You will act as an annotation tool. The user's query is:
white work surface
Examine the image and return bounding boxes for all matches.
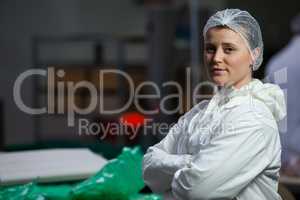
[0,148,107,186]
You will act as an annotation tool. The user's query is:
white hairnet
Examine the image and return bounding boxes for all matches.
[203,9,264,71]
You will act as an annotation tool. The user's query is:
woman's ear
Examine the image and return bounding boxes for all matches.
[250,47,260,65]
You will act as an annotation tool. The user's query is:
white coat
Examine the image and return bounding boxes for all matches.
[142,79,286,200]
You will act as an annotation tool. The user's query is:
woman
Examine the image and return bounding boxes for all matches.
[142,9,286,200]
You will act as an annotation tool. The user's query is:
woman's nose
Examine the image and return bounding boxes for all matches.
[212,49,224,63]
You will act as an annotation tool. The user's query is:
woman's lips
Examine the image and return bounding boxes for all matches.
[211,68,227,76]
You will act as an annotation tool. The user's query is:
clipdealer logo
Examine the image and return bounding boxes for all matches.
[13,66,288,139]
[13,67,216,134]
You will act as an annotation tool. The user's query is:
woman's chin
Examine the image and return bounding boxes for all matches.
[212,76,227,87]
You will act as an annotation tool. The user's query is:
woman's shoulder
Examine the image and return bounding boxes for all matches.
[227,98,278,130]
[225,79,285,126]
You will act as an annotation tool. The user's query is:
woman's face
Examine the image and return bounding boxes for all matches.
[204,27,253,89]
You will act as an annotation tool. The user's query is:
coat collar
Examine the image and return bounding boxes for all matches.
[214,79,260,108]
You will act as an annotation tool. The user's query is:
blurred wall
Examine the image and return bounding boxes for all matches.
[0,0,146,145]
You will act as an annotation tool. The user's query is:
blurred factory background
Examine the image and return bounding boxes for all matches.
[0,0,299,154]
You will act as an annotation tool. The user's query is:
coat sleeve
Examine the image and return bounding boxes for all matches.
[170,106,277,200]
[142,115,192,194]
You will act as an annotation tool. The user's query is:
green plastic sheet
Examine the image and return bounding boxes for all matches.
[0,182,72,200]
[71,147,145,200]
[0,147,161,200]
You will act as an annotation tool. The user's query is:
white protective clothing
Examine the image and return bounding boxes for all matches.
[143,79,286,200]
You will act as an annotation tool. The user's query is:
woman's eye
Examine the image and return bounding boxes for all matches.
[224,48,235,53]
[205,47,215,53]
